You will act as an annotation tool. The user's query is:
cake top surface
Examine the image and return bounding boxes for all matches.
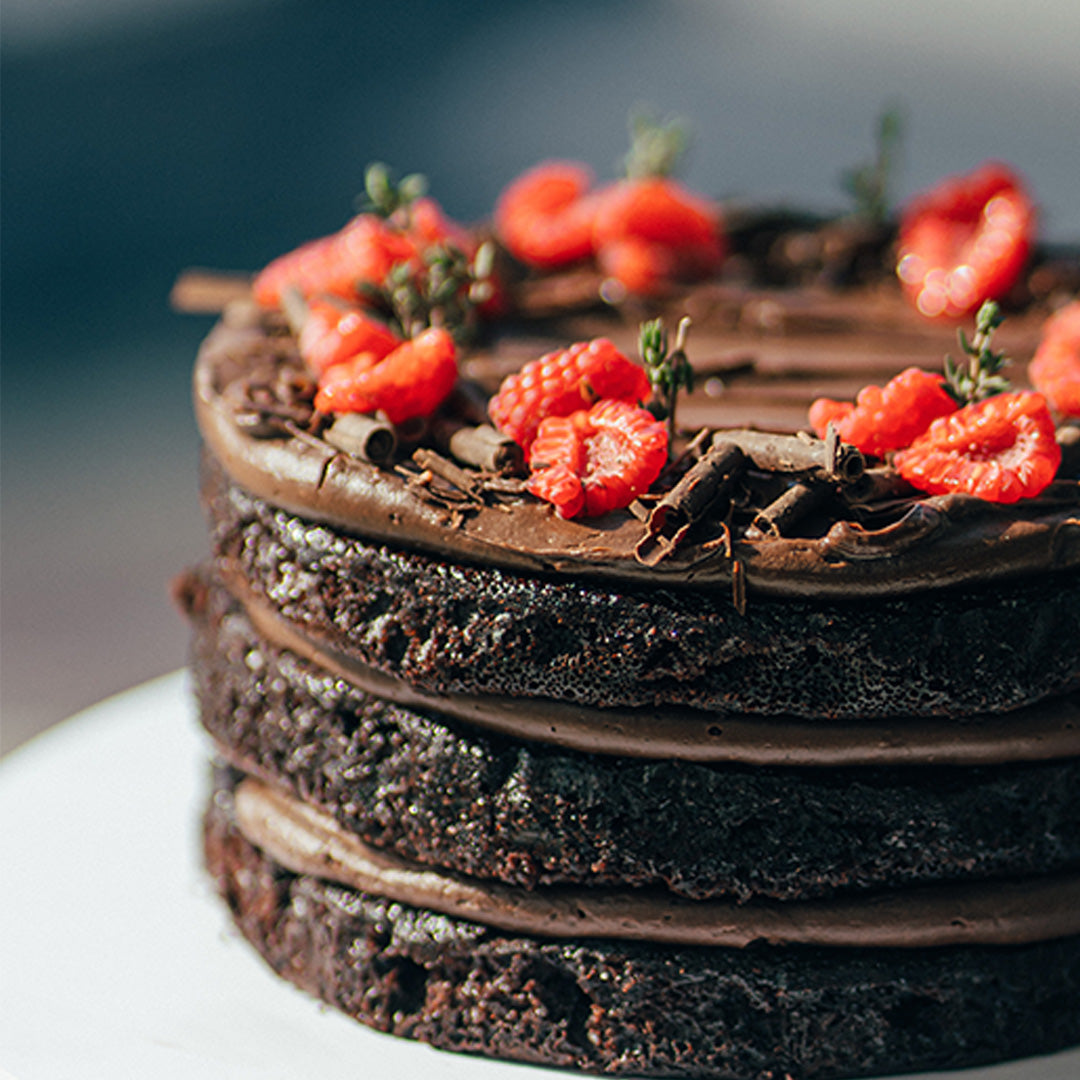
[184,151,1080,600]
[193,289,1080,601]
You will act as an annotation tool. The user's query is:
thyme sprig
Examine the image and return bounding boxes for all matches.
[365,240,495,340]
[944,299,1012,405]
[357,161,428,219]
[622,110,689,179]
[841,107,903,224]
[640,316,694,447]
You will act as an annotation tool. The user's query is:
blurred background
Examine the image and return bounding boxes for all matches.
[3,0,1079,753]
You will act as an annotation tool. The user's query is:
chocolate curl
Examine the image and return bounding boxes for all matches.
[1058,423,1080,479]
[635,441,746,566]
[432,420,525,476]
[714,428,865,484]
[323,412,397,465]
[843,466,920,511]
[278,285,310,338]
[411,447,484,503]
[170,269,252,313]
[746,479,832,540]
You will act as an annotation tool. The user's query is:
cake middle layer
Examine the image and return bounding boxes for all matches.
[185,566,1080,903]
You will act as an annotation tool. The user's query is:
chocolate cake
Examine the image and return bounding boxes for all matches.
[178,186,1080,1078]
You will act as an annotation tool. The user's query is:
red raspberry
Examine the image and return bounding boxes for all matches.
[527,399,668,518]
[252,198,473,310]
[896,161,1035,320]
[808,367,958,458]
[407,195,476,257]
[592,176,724,295]
[297,299,402,375]
[489,337,651,452]
[252,214,417,309]
[595,236,676,296]
[313,326,457,424]
[1029,300,1080,418]
[893,391,1060,503]
[807,397,855,435]
[494,160,601,269]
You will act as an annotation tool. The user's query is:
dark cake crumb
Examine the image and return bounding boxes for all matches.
[204,458,1080,721]
[205,792,1080,1080]
[191,570,1080,902]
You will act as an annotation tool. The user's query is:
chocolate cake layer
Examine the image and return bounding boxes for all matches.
[224,561,1080,767]
[187,570,1080,902]
[205,790,1080,1080]
[232,774,1080,948]
[202,456,1080,721]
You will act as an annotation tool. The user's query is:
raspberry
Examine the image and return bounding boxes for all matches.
[592,176,724,295]
[893,391,1061,503]
[489,337,651,452]
[494,161,601,269]
[313,327,457,424]
[527,399,668,519]
[1029,301,1080,418]
[252,197,473,310]
[895,161,1035,319]
[407,196,476,257]
[807,397,855,436]
[808,367,958,458]
[595,236,677,297]
[297,299,402,375]
[252,214,417,309]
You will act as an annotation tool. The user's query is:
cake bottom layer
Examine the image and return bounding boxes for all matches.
[205,789,1080,1080]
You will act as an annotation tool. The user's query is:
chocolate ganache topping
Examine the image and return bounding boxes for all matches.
[194,295,1080,600]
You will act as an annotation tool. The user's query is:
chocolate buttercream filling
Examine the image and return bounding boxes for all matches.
[194,322,1080,600]
[225,569,1080,766]
[233,777,1080,948]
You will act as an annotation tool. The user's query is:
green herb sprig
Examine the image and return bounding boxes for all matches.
[640,316,694,446]
[944,299,1012,405]
[357,162,428,219]
[366,240,495,340]
[622,110,689,180]
[841,107,903,224]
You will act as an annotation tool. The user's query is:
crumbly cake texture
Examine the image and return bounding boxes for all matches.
[188,571,1080,903]
[204,457,1080,721]
[183,210,1080,1077]
[205,787,1080,1080]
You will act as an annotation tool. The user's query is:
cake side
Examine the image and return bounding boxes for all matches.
[181,153,1080,1080]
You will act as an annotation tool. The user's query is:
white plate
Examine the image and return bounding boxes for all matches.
[2,672,1077,1080]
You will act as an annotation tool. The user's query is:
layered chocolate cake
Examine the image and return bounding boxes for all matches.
[178,156,1080,1078]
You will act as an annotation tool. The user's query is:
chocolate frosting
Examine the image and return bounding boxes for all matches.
[194,316,1080,600]
[233,571,1080,766]
[234,777,1080,949]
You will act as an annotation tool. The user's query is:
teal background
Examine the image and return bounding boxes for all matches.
[3,0,1079,750]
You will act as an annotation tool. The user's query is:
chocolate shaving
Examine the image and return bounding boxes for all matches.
[747,479,832,540]
[170,269,252,313]
[1059,424,1080,479]
[844,467,919,507]
[432,421,525,476]
[819,502,945,561]
[511,269,607,317]
[411,448,484,503]
[323,413,397,465]
[731,557,747,615]
[635,441,746,566]
[714,429,864,484]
